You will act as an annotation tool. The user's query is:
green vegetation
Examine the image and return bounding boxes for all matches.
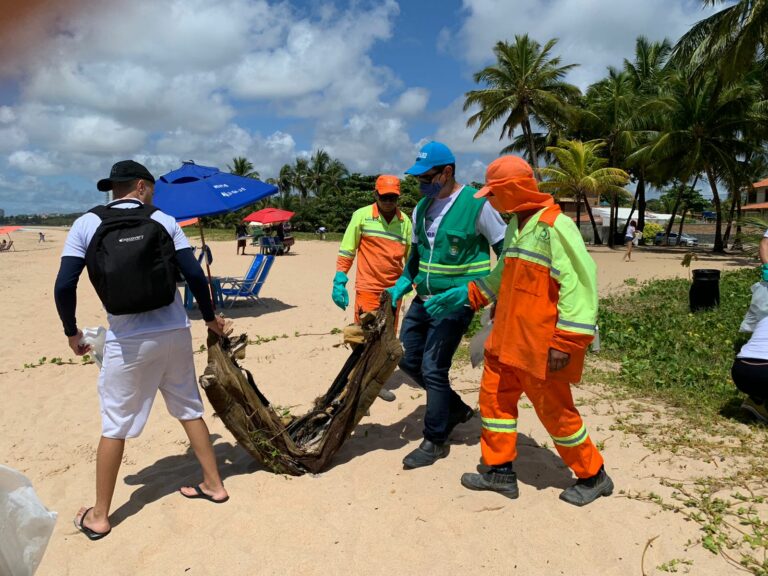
[597,267,757,413]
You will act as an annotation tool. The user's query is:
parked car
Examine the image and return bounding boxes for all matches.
[653,232,699,246]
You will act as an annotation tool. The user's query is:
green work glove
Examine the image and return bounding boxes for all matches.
[332,271,349,310]
[762,264,768,282]
[424,285,469,319]
[386,275,413,307]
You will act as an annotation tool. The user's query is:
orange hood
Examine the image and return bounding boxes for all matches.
[475,156,554,213]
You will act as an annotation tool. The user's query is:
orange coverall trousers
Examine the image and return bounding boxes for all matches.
[355,290,401,326]
[480,354,604,479]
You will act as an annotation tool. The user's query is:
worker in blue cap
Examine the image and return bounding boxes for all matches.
[387,141,506,469]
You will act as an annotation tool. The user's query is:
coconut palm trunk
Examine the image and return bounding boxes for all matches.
[583,193,602,244]
[704,165,725,253]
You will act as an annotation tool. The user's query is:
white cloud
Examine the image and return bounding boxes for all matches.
[313,112,416,174]
[434,98,512,156]
[8,151,60,176]
[392,88,430,117]
[452,0,721,89]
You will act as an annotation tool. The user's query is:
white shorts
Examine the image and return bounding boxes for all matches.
[98,328,203,439]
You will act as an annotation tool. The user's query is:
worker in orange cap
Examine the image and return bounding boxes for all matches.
[333,174,413,401]
[424,155,613,506]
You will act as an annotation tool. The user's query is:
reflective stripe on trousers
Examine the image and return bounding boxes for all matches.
[479,354,604,479]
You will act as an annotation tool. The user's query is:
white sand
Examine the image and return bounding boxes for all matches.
[0,230,755,575]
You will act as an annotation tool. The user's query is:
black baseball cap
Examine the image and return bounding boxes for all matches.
[97,160,156,191]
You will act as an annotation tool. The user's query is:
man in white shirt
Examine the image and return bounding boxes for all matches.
[54,160,230,541]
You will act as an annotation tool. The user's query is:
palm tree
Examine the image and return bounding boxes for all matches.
[622,37,674,235]
[628,70,763,252]
[306,149,349,197]
[673,0,768,83]
[227,156,260,179]
[582,68,637,246]
[464,35,581,174]
[539,139,630,244]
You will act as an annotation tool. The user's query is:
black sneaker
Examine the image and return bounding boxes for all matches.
[402,439,450,469]
[460,466,519,499]
[559,465,614,506]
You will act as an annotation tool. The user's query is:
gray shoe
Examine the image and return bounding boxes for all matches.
[460,468,519,499]
[377,388,396,402]
[559,466,614,506]
[403,439,449,469]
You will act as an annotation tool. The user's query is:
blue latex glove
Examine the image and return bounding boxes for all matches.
[424,285,470,318]
[763,264,768,282]
[386,275,414,307]
[332,271,349,310]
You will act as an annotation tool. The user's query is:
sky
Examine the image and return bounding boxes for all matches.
[0,0,721,215]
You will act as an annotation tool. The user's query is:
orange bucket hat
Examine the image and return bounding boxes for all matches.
[375,174,401,195]
[474,156,553,213]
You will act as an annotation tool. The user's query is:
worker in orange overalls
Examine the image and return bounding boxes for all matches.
[332,174,412,401]
[424,156,613,506]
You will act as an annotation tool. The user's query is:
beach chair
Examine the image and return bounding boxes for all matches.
[259,236,285,256]
[219,254,274,307]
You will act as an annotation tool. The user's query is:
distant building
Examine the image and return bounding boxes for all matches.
[743,178,768,218]
[0,209,4,219]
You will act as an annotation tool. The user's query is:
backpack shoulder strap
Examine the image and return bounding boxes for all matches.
[89,201,158,221]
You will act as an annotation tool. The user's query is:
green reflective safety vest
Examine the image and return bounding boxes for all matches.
[413,186,491,295]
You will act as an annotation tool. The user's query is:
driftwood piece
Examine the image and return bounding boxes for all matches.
[199,294,403,475]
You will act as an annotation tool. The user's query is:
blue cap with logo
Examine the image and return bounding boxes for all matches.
[405,141,456,176]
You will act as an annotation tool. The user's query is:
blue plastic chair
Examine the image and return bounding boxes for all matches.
[219,254,274,307]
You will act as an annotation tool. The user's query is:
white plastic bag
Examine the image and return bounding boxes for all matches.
[0,466,57,576]
[740,282,768,332]
[80,326,106,367]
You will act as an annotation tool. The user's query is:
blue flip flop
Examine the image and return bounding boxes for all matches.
[73,508,111,541]
[180,484,229,504]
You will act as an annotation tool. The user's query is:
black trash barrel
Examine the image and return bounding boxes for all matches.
[689,269,720,312]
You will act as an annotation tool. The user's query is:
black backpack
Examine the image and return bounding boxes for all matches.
[84,200,179,315]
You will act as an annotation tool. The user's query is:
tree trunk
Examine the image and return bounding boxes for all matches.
[576,193,582,233]
[522,116,540,181]
[704,166,725,253]
[722,194,737,248]
[637,175,647,243]
[734,187,743,251]
[621,189,639,237]
[582,192,602,244]
[676,206,688,238]
[665,188,683,238]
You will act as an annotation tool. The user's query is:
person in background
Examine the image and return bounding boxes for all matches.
[386,141,506,469]
[424,155,612,506]
[623,220,636,262]
[235,223,248,255]
[333,174,413,401]
[760,228,768,281]
[54,160,230,541]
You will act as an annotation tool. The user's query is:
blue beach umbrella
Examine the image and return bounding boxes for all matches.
[153,160,278,219]
[153,161,278,309]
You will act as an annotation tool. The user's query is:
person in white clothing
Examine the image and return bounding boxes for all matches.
[623,220,637,262]
[54,160,230,541]
[733,279,768,423]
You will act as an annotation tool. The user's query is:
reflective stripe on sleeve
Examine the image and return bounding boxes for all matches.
[338,249,355,258]
[556,318,596,335]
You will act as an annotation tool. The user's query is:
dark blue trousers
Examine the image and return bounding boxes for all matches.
[398,298,474,444]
